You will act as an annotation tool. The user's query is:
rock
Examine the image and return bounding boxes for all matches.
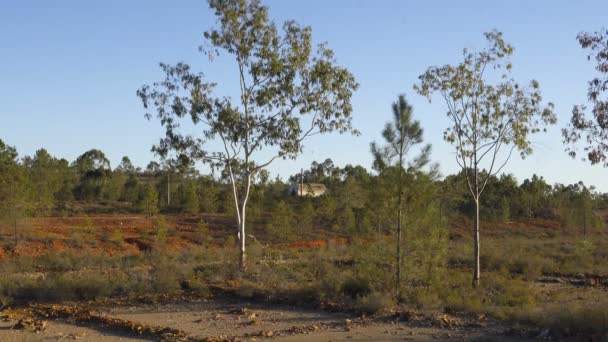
[13,317,48,332]
[229,307,250,315]
[537,329,552,340]
[258,330,273,337]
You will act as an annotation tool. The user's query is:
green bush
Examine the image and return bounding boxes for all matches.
[154,216,169,244]
[355,292,394,314]
[193,219,210,245]
[535,301,608,338]
[341,274,372,299]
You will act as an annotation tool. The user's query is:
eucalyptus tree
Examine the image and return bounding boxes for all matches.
[415,31,556,287]
[138,0,358,270]
[72,149,112,201]
[370,95,433,299]
[563,28,608,166]
[117,156,135,173]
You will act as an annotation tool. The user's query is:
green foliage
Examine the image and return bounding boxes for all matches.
[22,149,64,214]
[355,292,395,315]
[139,184,159,216]
[182,184,200,214]
[415,31,556,163]
[563,28,608,167]
[370,95,439,297]
[82,215,95,235]
[501,196,510,223]
[535,299,608,337]
[415,32,556,285]
[315,196,336,225]
[224,235,236,248]
[102,228,123,247]
[154,216,169,244]
[138,0,358,270]
[72,149,112,201]
[198,178,219,213]
[297,200,315,234]
[0,140,29,226]
[193,219,211,245]
[335,206,355,232]
[121,173,140,203]
[266,200,294,240]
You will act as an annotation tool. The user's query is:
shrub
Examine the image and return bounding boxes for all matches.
[266,200,294,241]
[181,275,212,297]
[235,281,257,299]
[224,235,236,248]
[154,216,169,244]
[193,219,210,245]
[535,300,608,338]
[356,292,394,315]
[150,263,180,293]
[341,274,372,299]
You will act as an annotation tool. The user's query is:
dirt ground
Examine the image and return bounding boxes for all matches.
[0,298,536,341]
[0,319,141,341]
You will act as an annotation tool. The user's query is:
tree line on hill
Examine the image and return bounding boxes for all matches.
[0,139,604,239]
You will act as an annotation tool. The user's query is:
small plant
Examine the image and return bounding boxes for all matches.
[150,263,181,293]
[356,292,394,315]
[193,219,210,245]
[82,215,95,235]
[108,229,123,247]
[224,235,236,248]
[154,216,169,244]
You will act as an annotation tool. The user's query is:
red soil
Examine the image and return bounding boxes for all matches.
[287,238,351,249]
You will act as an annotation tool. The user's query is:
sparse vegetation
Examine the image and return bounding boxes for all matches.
[1,1,608,341]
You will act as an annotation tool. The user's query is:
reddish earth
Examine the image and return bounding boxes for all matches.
[288,238,351,249]
[0,213,582,260]
[0,214,353,260]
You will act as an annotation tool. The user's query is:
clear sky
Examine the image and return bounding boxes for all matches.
[1,0,607,190]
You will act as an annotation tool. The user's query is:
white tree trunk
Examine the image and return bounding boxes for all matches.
[238,173,252,271]
[239,203,247,271]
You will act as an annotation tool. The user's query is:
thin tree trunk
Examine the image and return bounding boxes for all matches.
[473,169,481,288]
[396,206,402,300]
[396,145,404,300]
[239,204,247,271]
[239,173,252,272]
[583,207,587,238]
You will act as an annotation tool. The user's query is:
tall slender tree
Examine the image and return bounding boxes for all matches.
[415,31,556,287]
[138,0,358,270]
[370,95,432,299]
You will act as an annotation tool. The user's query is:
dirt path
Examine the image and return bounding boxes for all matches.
[1,298,536,341]
[0,318,143,341]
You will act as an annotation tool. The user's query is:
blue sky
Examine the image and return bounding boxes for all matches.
[1,0,607,190]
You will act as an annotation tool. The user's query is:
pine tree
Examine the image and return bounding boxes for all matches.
[183,185,200,214]
[139,184,159,217]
